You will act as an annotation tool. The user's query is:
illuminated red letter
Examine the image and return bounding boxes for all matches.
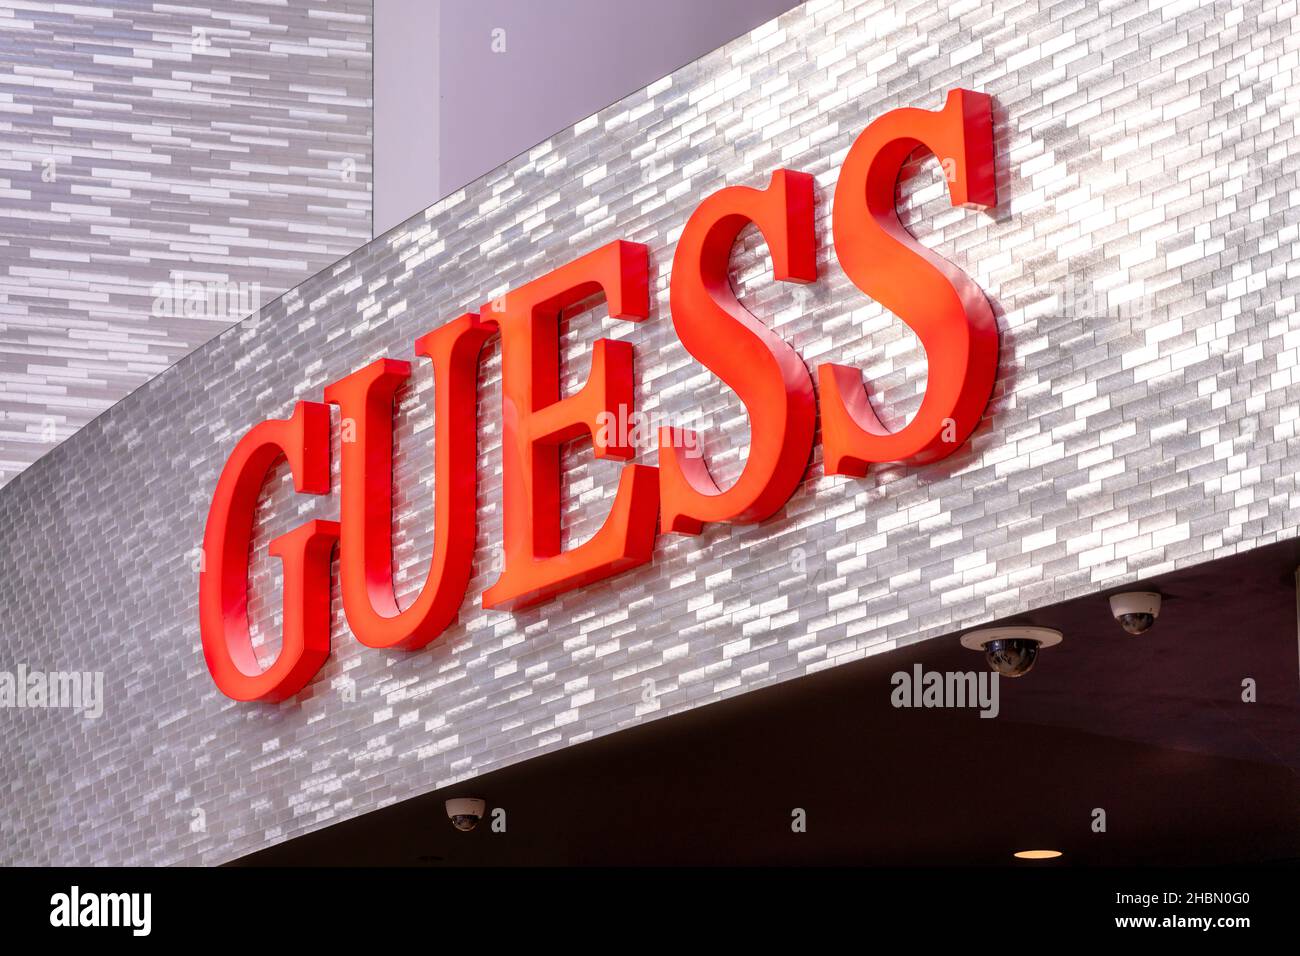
[324,312,494,649]
[658,168,817,534]
[820,88,998,475]
[481,240,658,610]
[199,402,339,702]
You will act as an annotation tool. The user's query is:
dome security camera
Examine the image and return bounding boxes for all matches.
[959,626,1064,678]
[1109,591,1161,635]
[445,797,486,832]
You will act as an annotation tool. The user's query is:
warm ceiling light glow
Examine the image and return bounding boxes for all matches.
[1014,849,1063,860]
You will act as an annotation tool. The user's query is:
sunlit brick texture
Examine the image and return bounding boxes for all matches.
[0,0,372,486]
[2,0,1299,863]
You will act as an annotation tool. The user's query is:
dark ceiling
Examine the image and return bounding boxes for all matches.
[235,538,1300,866]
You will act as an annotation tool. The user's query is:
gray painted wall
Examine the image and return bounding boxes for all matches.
[374,0,801,234]
[2,0,1299,865]
[374,0,439,235]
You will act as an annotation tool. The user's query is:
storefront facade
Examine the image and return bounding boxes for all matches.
[3,0,1299,864]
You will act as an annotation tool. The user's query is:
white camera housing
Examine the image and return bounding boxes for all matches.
[1109,591,1161,635]
[445,797,486,832]
[959,625,1063,678]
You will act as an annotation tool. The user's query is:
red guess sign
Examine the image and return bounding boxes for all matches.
[200,90,999,702]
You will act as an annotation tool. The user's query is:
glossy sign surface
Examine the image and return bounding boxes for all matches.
[199,89,998,701]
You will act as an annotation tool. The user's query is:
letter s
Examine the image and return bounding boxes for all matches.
[820,88,998,476]
[658,168,818,534]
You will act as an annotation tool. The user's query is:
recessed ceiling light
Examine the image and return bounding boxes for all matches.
[1014,849,1063,860]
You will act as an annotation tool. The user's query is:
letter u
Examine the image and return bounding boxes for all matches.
[324,313,494,649]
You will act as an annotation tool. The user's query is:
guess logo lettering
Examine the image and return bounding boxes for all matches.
[199,89,1000,702]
